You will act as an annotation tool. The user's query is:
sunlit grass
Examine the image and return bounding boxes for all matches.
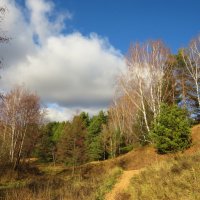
[129,153,200,200]
[95,167,123,200]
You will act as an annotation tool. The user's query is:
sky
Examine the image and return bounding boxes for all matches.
[0,0,200,121]
[57,0,200,53]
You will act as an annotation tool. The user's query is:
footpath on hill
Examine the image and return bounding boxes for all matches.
[105,169,140,200]
[105,124,200,200]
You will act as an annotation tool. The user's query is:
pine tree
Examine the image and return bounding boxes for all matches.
[79,112,90,127]
[57,116,87,173]
[36,123,57,163]
[151,104,192,154]
[86,111,107,161]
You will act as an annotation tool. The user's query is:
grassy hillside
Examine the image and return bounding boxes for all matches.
[0,162,123,200]
[127,153,200,200]
[0,124,199,200]
[108,124,200,200]
[112,124,200,171]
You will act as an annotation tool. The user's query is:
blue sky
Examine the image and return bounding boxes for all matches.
[63,0,200,53]
[18,0,200,54]
[1,0,200,121]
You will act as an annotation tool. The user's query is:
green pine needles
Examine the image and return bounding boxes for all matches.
[151,104,192,154]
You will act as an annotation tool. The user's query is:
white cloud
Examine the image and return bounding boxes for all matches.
[46,105,75,122]
[46,104,101,122]
[0,0,36,67]
[2,33,125,107]
[0,0,126,121]
[26,0,72,44]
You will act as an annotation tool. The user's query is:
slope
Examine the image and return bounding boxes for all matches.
[104,124,200,200]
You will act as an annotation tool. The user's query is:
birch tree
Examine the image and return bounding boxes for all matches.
[117,41,171,138]
[110,94,139,144]
[0,86,44,169]
[182,36,200,108]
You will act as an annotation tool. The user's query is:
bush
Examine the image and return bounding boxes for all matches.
[151,104,192,154]
[120,145,134,154]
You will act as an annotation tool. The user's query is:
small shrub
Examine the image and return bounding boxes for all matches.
[120,145,134,154]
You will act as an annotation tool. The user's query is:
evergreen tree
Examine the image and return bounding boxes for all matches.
[151,104,192,154]
[173,50,199,116]
[79,112,90,127]
[36,123,57,162]
[57,116,87,171]
[52,121,66,142]
[86,111,108,161]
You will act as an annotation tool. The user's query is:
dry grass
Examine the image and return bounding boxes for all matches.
[128,152,200,200]
[0,161,122,200]
[113,124,200,171]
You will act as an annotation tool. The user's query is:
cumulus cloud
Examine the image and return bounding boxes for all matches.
[0,0,126,121]
[2,33,125,107]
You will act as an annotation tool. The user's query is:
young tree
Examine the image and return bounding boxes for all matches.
[151,104,192,154]
[36,122,59,163]
[86,111,107,161]
[57,116,87,174]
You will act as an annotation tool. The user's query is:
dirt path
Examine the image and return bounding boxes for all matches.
[105,170,140,200]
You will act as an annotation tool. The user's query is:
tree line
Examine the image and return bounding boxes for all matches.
[36,110,124,168]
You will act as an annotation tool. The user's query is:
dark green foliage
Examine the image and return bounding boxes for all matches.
[86,111,108,161]
[79,112,90,127]
[36,123,57,162]
[87,135,103,161]
[36,111,110,165]
[151,104,192,154]
[35,109,136,165]
[35,122,66,162]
